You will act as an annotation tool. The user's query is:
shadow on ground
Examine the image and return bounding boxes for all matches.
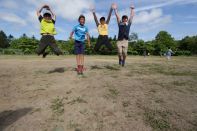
[90,65,120,71]
[48,67,66,74]
[0,108,32,131]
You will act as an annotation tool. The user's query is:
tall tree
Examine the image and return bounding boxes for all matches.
[8,34,14,43]
[154,31,176,55]
[179,35,197,54]
[0,30,9,48]
[129,32,138,42]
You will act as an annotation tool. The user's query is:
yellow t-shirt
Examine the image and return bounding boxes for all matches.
[40,19,57,35]
[98,24,108,35]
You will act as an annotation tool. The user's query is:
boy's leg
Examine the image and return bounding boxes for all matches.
[48,36,63,55]
[74,41,81,74]
[79,54,84,74]
[104,36,113,51]
[122,40,129,67]
[76,55,80,66]
[94,36,103,52]
[36,36,48,56]
[80,43,85,74]
[75,41,85,74]
[80,54,84,66]
[117,41,123,65]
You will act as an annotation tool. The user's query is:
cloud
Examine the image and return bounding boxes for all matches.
[0,12,27,26]
[25,0,95,21]
[26,11,40,29]
[134,0,197,12]
[133,8,172,33]
[134,8,163,24]
[182,21,197,24]
[0,1,18,9]
[137,16,171,33]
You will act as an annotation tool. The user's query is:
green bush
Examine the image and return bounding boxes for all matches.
[0,49,23,55]
[175,51,191,56]
[128,50,139,55]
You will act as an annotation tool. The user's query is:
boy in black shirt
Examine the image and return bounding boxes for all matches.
[112,3,135,66]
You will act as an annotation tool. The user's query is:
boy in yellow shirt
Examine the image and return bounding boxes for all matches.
[91,4,113,52]
[36,4,62,58]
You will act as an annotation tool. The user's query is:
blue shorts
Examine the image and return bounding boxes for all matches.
[74,40,85,55]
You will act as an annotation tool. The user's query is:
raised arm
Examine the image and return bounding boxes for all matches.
[47,5,56,20]
[112,3,121,24]
[106,6,113,24]
[128,5,135,24]
[91,7,99,27]
[37,5,45,17]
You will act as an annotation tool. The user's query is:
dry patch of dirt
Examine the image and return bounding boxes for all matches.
[0,55,197,131]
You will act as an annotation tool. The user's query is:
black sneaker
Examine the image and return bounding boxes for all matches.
[43,52,49,58]
[122,60,125,67]
[119,60,122,65]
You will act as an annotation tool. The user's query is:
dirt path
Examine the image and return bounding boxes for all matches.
[0,56,197,131]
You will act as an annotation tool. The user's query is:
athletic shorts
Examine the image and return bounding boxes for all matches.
[37,35,62,55]
[94,35,112,52]
[117,40,129,56]
[74,40,85,55]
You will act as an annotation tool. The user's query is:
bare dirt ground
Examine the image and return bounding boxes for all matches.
[0,55,197,131]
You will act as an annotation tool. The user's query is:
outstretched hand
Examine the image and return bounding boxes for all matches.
[90,5,95,12]
[42,4,50,9]
[112,3,117,10]
[130,4,135,9]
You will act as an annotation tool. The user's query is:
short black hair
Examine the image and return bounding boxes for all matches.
[122,15,128,20]
[43,13,51,17]
[100,17,105,21]
[78,15,85,21]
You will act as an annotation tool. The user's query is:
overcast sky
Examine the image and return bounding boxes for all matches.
[0,0,197,41]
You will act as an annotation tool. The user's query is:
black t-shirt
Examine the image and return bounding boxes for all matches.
[38,15,55,24]
[118,22,131,40]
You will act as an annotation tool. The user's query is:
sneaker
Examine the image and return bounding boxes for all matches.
[119,59,122,65]
[80,65,84,75]
[42,52,48,58]
[122,60,125,67]
[78,65,84,75]
[77,65,80,74]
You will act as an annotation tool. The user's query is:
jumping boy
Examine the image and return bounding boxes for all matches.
[112,3,135,66]
[36,4,62,58]
[166,48,174,60]
[91,5,113,52]
[70,15,91,75]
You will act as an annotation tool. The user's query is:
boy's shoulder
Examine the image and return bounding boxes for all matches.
[74,24,88,30]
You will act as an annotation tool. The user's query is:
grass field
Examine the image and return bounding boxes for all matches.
[0,55,197,131]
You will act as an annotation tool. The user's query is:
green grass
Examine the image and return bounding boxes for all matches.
[143,107,171,131]
[67,97,87,105]
[50,97,64,116]
[106,88,119,99]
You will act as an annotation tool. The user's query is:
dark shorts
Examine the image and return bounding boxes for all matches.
[37,35,62,55]
[74,40,85,55]
[94,35,112,52]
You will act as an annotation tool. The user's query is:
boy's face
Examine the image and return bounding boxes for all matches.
[122,18,128,23]
[44,14,52,21]
[79,18,85,25]
[100,20,106,25]
[44,16,52,21]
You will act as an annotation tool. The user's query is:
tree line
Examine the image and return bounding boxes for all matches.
[0,30,196,55]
